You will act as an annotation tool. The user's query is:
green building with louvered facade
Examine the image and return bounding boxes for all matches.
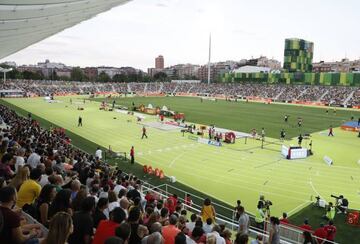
[283,38,314,73]
[221,38,360,86]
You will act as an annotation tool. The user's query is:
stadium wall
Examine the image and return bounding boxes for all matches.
[222,72,360,86]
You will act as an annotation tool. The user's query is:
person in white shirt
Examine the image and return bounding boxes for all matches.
[39,167,53,187]
[203,218,214,234]
[186,213,197,232]
[95,147,102,160]
[15,148,26,173]
[27,150,42,169]
[103,191,120,219]
[238,206,250,235]
[113,180,126,196]
[99,185,109,199]
[206,225,226,244]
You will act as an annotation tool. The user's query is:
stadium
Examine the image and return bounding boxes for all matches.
[0,1,360,244]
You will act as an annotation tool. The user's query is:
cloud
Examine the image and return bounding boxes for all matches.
[156,3,168,7]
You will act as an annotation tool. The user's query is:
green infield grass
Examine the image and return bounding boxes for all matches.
[2,96,360,218]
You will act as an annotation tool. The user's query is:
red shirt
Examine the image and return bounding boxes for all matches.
[162,224,180,244]
[165,196,177,214]
[169,196,178,206]
[314,227,327,243]
[92,220,119,244]
[185,196,192,207]
[300,224,312,231]
[324,225,336,241]
[280,218,289,225]
[145,192,155,202]
[164,200,175,214]
[130,148,134,157]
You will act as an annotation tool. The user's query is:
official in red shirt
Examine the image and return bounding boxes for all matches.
[314,223,327,244]
[130,146,135,164]
[92,207,126,244]
[324,220,337,242]
[280,212,289,225]
[299,219,312,231]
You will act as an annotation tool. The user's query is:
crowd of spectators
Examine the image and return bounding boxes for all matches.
[1,80,359,106]
[0,104,258,244]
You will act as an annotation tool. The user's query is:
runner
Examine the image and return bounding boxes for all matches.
[78,116,82,127]
[141,126,148,139]
[130,146,135,164]
[328,126,334,136]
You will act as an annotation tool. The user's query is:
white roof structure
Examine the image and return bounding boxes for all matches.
[0,0,131,59]
[232,65,271,73]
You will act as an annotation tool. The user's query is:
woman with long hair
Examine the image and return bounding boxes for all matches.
[35,184,57,226]
[48,189,73,218]
[269,216,280,244]
[8,166,30,190]
[41,212,73,244]
[200,198,216,223]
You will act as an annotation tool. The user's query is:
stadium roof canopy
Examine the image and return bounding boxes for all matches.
[232,65,272,73]
[0,0,131,59]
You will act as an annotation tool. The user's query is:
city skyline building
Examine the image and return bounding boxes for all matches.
[155,55,164,69]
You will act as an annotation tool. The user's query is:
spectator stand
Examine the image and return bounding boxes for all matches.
[140,183,338,244]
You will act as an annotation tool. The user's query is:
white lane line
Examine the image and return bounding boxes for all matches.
[309,178,327,204]
[169,150,189,168]
[287,201,312,216]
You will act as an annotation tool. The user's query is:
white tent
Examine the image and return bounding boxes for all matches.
[0,0,131,59]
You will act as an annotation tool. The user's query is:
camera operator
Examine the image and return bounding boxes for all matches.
[335,195,348,214]
[258,195,272,217]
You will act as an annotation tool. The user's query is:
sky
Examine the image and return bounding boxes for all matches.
[1,0,360,71]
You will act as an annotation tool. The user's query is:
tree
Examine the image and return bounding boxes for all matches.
[153,72,167,82]
[112,73,127,82]
[71,67,85,81]
[6,69,23,79]
[142,75,152,82]
[127,73,139,83]
[58,76,70,81]
[22,70,43,80]
[98,71,111,82]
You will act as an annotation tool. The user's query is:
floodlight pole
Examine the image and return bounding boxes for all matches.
[207,33,211,85]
